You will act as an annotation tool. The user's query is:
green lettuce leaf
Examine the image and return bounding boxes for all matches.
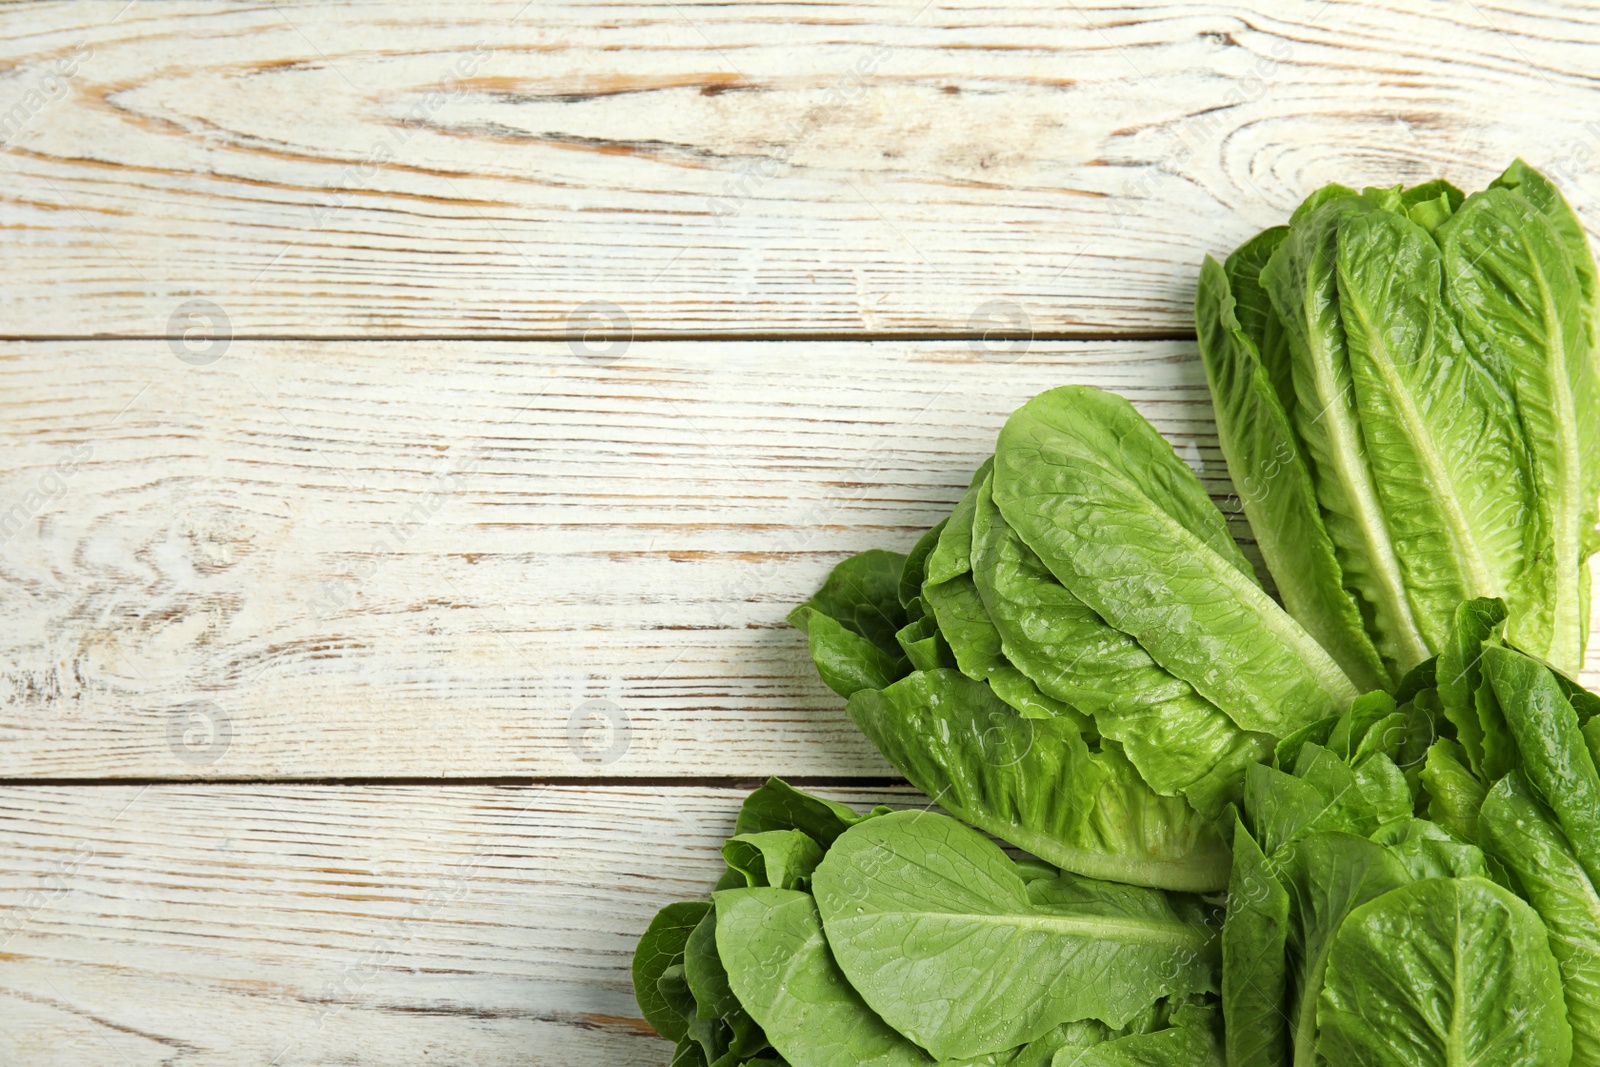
[1438,184,1593,673]
[1245,744,1409,859]
[1480,770,1600,1062]
[969,470,1268,814]
[1221,818,1290,1067]
[925,459,994,586]
[846,669,1229,891]
[1065,1000,1225,1067]
[893,613,956,673]
[1373,818,1491,882]
[1418,740,1485,845]
[789,550,911,698]
[1317,877,1573,1066]
[1197,246,1389,691]
[1434,598,1508,775]
[1495,159,1599,328]
[899,519,948,611]
[1482,644,1600,887]
[1224,225,1297,415]
[811,811,1218,1060]
[1333,205,1536,652]
[684,910,771,1060]
[1323,690,1401,762]
[635,901,714,1042]
[1263,192,1433,672]
[921,467,1087,723]
[1359,178,1464,234]
[733,777,890,847]
[1494,160,1600,579]
[1280,832,1415,1057]
[722,830,825,892]
[714,887,931,1067]
[789,604,909,698]
[716,887,1154,1067]
[992,385,1357,737]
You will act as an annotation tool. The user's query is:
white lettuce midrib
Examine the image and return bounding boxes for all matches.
[1339,279,1497,603]
[834,909,1212,951]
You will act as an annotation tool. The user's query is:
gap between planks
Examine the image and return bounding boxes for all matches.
[0,775,910,788]
[0,330,1199,344]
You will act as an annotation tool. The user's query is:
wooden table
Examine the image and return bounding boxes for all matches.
[3,2,1599,1062]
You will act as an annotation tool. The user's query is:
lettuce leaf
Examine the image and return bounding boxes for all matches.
[969,454,1269,813]
[1317,877,1572,1066]
[1480,771,1600,1062]
[846,669,1229,891]
[1197,243,1389,691]
[992,385,1357,736]
[1263,192,1434,673]
[811,812,1218,1060]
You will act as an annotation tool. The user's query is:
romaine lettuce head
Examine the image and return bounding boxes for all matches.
[1199,160,1600,681]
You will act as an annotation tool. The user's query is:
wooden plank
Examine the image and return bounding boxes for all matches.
[4,0,1600,337]
[0,782,922,1065]
[4,339,1599,778]
[0,338,1238,777]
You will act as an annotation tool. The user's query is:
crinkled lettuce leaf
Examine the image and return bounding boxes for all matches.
[1197,240,1390,691]
[970,448,1269,814]
[789,550,911,698]
[846,668,1229,891]
[1263,192,1434,673]
[992,385,1357,737]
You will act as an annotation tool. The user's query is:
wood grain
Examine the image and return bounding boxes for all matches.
[4,0,1600,337]
[0,338,1249,778]
[0,782,923,1065]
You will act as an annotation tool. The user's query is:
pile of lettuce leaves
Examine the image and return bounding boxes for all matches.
[634,159,1600,1067]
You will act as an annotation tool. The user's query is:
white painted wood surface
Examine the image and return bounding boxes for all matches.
[3,1,1600,336]
[0,783,921,1065]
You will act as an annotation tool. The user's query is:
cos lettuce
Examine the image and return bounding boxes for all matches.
[638,160,1600,1067]
[1198,160,1600,682]
[636,780,1223,1067]
[791,384,1359,892]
